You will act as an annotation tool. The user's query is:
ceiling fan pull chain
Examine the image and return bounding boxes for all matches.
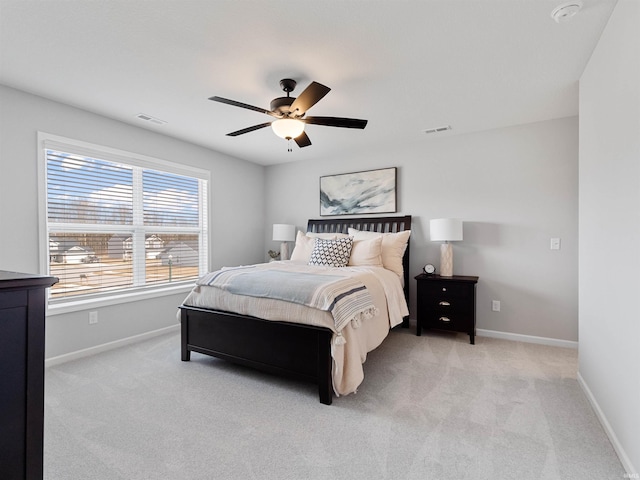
[287,138,293,152]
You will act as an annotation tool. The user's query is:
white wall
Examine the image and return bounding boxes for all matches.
[579,0,640,474]
[0,85,265,359]
[264,117,579,343]
[0,85,580,355]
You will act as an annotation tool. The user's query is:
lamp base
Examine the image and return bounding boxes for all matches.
[440,243,453,276]
[280,242,291,261]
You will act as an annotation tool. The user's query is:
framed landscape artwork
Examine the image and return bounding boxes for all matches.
[320,167,397,216]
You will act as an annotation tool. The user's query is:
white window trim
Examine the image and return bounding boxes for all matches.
[46,282,195,316]
[37,132,210,313]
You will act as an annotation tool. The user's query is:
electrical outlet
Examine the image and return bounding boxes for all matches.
[550,237,561,250]
[89,311,98,324]
[492,300,501,312]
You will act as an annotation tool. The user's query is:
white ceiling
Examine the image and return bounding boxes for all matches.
[0,0,617,166]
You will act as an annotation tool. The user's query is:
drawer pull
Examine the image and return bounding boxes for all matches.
[439,301,450,306]
[442,287,447,292]
[439,316,451,323]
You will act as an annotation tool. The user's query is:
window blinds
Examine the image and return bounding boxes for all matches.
[42,138,208,301]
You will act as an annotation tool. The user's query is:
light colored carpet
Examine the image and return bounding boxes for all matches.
[44,328,624,479]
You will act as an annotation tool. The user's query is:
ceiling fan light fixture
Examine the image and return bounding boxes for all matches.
[209,79,366,149]
[271,118,305,140]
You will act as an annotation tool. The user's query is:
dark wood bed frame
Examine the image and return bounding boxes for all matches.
[180,215,411,405]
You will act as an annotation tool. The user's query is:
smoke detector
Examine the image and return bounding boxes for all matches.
[551,1,583,23]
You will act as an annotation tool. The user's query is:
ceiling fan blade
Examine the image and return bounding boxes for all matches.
[209,96,279,118]
[294,131,312,148]
[303,116,368,129]
[288,82,331,115]
[226,122,272,137]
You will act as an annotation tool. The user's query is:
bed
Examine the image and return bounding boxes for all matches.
[179,215,411,405]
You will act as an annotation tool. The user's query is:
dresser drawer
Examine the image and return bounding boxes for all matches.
[0,290,28,309]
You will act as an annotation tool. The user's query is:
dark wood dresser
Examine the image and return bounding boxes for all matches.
[0,271,57,480]
[415,274,479,344]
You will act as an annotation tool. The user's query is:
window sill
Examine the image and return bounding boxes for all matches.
[47,282,194,316]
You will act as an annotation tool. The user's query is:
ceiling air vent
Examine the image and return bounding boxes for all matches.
[136,113,167,125]
[424,125,452,135]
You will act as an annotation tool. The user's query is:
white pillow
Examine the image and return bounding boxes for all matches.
[307,232,349,239]
[291,230,352,262]
[290,231,320,262]
[308,237,354,267]
[348,228,411,279]
[348,236,383,267]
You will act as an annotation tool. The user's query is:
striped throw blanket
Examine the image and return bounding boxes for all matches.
[196,266,378,332]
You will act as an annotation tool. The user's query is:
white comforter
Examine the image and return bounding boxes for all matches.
[182,261,409,396]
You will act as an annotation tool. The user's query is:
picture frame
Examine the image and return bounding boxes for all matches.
[319,167,397,216]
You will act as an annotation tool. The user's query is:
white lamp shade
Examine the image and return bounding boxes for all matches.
[271,119,305,139]
[430,218,463,242]
[272,224,296,242]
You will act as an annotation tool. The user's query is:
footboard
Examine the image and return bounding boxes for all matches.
[180,306,334,405]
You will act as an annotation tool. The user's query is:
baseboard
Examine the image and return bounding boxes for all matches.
[577,372,637,475]
[45,324,180,367]
[476,328,578,349]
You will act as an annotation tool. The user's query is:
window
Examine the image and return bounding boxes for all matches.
[39,133,209,304]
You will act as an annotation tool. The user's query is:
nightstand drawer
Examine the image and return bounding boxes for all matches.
[420,296,473,313]
[424,312,472,332]
[419,282,471,299]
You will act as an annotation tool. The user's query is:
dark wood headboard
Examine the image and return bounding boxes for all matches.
[307,215,412,304]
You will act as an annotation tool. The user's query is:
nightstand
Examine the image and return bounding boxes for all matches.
[415,274,479,344]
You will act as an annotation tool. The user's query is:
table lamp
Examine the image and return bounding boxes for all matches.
[430,218,463,277]
[272,224,296,260]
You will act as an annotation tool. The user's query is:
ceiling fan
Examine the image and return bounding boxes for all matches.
[209,79,368,150]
